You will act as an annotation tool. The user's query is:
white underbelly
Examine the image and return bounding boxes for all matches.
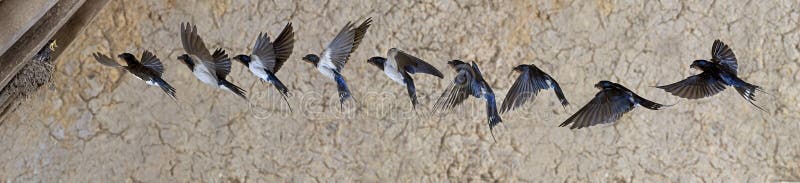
[131,75,158,86]
[384,68,406,86]
[318,66,336,80]
[194,66,218,86]
[249,63,269,81]
[145,80,158,86]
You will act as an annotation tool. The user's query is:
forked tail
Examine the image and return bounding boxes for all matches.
[267,71,292,112]
[220,79,247,100]
[333,71,352,105]
[733,81,766,111]
[153,77,176,100]
[403,73,418,109]
[485,94,502,129]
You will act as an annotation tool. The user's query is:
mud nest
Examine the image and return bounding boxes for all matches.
[0,41,56,120]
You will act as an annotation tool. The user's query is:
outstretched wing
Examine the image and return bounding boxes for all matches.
[559,89,635,129]
[433,70,473,112]
[390,48,443,78]
[499,70,548,113]
[92,53,122,67]
[320,18,372,72]
[271,22,295,73]
[350,17,372,58]
[656,72,727,99]
[321,22,356,71]
[251,32,277,70]
[711,39,738,74]
[180,23,216,72]
[140,50,164,75]
[212,48,232,78]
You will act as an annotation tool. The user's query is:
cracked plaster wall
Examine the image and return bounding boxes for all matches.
[0,0,799,182]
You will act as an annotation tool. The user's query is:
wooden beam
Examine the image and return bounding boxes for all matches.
[0,0,86,90]
[0,0,58,56]
[51,0,111,59]
[0,0,109,120]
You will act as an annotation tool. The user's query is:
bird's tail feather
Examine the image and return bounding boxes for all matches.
[486,94,502,142]
[636,95,671,110]
[553,86,569,109]
[220,79,247,100]
[547,76,569,109]
[334,72,352,105]
[733,82,766,112]
[403,73,418,109]
[486,94,502,129]
[153,77,177,100]
[267,71,292,112]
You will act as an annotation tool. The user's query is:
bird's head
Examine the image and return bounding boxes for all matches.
[177,54,194,70]
[367,57,386,70]
[117,53,138,66]
[447,60,467,68]
[594,80,615,90]
[388,48,399,53]
[302,54,319,66]
[690,60,712,70]
[232,55,251,66]
[176,54,189,62]
[117,53,136,60]
[512,64,530,72]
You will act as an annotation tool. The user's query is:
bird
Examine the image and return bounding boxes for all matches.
[367,48,443,109]
[177,22,246,99]
[301,18,372,107]
[434,60,502,136]
[32,40,57,63]
[656,40,765,111]
[232,22,295,110]
[559,80,669,129]
[500,64,568,113]
[92,50,176,99]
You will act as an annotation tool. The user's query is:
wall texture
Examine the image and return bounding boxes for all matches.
[1,0,799,182]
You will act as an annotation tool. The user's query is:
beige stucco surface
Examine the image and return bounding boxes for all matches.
[1,0,799,182]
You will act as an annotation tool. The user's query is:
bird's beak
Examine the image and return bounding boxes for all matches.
[690,64,698,70]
